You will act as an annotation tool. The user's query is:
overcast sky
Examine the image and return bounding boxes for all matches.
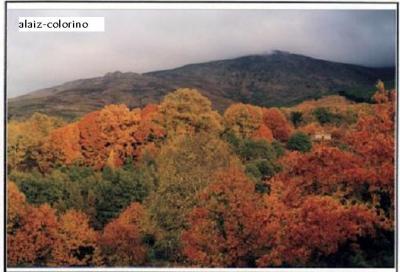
[7,9,396,97]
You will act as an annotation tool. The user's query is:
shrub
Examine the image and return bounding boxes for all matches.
[287,132,312,152]
[313,107,343,125]
[290,111,303,128]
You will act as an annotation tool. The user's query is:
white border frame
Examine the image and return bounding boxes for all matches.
[3,1,398,272]
[6,2,398,9]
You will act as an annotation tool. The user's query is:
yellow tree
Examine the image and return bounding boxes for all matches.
[37,123,82,172]
[156,88,223,137]
[51,210,102,266]
[224,103,264,139]
[8,113,65,170]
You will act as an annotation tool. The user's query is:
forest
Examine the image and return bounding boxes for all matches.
[6,81,395,267]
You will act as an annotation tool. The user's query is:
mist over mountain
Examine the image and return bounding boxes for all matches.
[8,51,395,120]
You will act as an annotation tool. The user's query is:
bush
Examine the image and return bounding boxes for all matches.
[290,111,303,128]
[313,107,343,125]
[237,139,277,162]
[245,159,281,193]
[287,132,312,152]
[271,140,285,157]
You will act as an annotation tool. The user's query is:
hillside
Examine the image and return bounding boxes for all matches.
[7,87,395,268]
[8,51,394,120]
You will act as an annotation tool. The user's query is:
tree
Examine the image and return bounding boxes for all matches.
[257,195,378,267]
[10,170,66,208]
[290,111,303,128]
[259,143,392,266]
[51,210,102,266]
[99,202,148,266]
[287,132,312,152]
[223,136,282,193]
[78,105,142,169]
[157,88,223,137]
[244,159,280,193]
[345,86,395,224]
[372,80,390,103]
[146,133,241,261]
[297,122,321,136]
[7,181,27,235]
[9,166,106,227]
[37,123,82,172]
[313,107,343,125]
[235,138,278,162]
[224,103,265,139]
[94,165,155,228]
[35,104,164,171]
[8,113,65,170]
[7,183,103,267]
[262,108,293,141]
[250,124,274,142]
[270,145,378,206]
[182,168,271,267]
[7,204,59,266]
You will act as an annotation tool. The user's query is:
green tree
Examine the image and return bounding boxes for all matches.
[290,111,303,128]
[10,162,156,229]
[313,107,343,125]
[146,133,241,261]
[236,139,278,162]
[94,164,156,228]
[223,136,282,193]
[287,132,312,152]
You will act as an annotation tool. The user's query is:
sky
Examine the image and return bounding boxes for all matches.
[7,8,396,98]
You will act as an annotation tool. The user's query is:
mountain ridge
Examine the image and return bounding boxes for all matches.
[8,51,395,120]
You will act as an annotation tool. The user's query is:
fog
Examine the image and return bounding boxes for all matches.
[7,9,396,97]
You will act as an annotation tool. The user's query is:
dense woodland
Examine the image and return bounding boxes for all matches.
[7,81,395,267]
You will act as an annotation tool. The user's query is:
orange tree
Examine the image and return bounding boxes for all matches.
[37,104,164,171]
[262,108,293,142]
[51,210,102,266]
[345,86,395,223]
[7,203,59,266]
[99,202,148,266]
[181,168,273,267]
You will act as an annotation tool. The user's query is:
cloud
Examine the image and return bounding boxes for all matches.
[7,8,396,97]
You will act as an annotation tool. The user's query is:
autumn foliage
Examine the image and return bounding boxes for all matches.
[7,183,101,267]
[52,210,102,266]
[224,103,291,142]
[8,202,59,266]
[182,168,268,267]
[257,195,378,266]
[37,104,164,171]
[262,108,293,141]
[7,87,395,267]
[345,86,395,223]
[7,113,65,170]
[99,203,148,266]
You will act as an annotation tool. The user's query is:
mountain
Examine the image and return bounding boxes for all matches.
[8,51,394,120]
